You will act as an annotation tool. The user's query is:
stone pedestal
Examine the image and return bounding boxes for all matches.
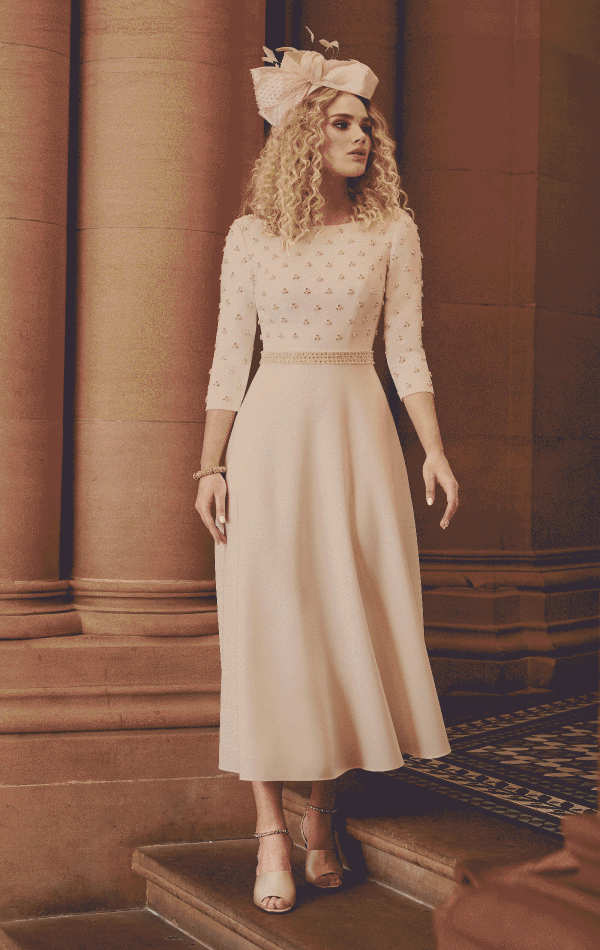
[0,0,80,638]
[423,550,599,703]
[0,634,256,920]
[0,629,259,921]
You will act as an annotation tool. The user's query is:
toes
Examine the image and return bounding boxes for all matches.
[261,895,290,912]
[316,872,342,888]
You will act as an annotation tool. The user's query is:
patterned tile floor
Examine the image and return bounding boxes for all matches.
[387,693,599,839]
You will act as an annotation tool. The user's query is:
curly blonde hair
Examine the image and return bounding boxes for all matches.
[240,86,412,249]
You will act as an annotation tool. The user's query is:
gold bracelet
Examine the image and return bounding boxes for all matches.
[193,466,227,480]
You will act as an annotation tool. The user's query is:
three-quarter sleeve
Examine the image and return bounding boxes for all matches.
[382,213,434,400]
[205,218,258,411]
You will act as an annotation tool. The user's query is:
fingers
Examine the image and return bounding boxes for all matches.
[214,501,227,545]
[194,478,228,545]
[196,503,225,544]
[424,468,436,507]
[423,457,459,530]
[440,481,459,529]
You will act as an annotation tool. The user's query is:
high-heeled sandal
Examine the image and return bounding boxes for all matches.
[253,828,296,913]
[300,801,344,889]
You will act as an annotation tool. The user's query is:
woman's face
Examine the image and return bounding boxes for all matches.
[320,92,372,179]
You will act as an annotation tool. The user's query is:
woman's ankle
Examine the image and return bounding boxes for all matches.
[303,806,337,850]
[308,779,338,811]
[256,830,293,873]
[307,792,336,815]
[255,824,288,838]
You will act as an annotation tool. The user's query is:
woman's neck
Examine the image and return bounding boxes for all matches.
[320,172,352,224]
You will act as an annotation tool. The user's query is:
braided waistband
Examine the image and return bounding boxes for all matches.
[261,350,375,364]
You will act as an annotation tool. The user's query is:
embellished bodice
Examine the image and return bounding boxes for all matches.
[205,212,433,411]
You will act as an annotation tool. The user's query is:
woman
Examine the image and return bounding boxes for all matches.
[195,39,459,914]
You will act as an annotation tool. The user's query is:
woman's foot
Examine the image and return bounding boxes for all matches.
[301,803,343,888]
[255,829,294,912]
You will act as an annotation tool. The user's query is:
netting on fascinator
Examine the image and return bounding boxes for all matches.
[250,26,379,126]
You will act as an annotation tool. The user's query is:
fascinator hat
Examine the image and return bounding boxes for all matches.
[250,26,379,127]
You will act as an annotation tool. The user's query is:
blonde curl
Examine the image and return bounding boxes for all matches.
[240,87,412,250]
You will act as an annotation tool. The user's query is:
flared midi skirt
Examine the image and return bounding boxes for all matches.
[214,360,451,781]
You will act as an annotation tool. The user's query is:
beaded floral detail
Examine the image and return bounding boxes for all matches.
[205,213,434,411]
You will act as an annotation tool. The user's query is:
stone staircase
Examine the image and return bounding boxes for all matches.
[0,770,559,950]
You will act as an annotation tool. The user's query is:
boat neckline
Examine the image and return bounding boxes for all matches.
[317,219,356,227]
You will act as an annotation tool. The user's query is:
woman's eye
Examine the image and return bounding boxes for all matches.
[333,122,372,134]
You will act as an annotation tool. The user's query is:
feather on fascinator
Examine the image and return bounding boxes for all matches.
[250,26,379,127]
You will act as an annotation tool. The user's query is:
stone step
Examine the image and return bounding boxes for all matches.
[283,770,561,908]
[133,838,438,950]
[0,908,204,950]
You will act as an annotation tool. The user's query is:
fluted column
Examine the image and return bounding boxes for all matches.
[0,0,80,638]
[71,0,265,634]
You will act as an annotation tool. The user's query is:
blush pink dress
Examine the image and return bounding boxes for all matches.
[205,211,451,781]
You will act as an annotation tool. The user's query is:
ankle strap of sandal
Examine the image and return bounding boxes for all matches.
[254,828,290,838]
[305,801,337,815]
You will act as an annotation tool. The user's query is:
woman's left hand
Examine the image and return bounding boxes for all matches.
[423,450,459,530]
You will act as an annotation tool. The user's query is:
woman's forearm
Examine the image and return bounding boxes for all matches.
[200,408,237,468]
[402,391,445,457]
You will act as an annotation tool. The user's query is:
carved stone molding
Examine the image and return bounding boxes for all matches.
[0,684,220,733]
[0,580,81,640]
[421,548,600,589]
[420,549,600,697]
[70,578,218,637]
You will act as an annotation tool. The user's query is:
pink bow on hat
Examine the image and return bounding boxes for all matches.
[250,41,378,127]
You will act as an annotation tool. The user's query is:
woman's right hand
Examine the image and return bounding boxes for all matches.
[195,473,228,545]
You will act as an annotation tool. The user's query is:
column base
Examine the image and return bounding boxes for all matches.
[71,578,218,636]
[0,580,81,640]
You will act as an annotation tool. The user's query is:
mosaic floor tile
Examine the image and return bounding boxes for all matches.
[387,693,599,840]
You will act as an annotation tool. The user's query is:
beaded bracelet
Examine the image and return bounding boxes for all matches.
[193,465,227,480]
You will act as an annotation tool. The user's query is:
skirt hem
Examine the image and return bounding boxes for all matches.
[218,745,452,783]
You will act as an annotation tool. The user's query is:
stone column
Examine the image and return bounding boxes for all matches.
[0,0,80,638]
[400,0,600,709]
[72,0,265,635]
